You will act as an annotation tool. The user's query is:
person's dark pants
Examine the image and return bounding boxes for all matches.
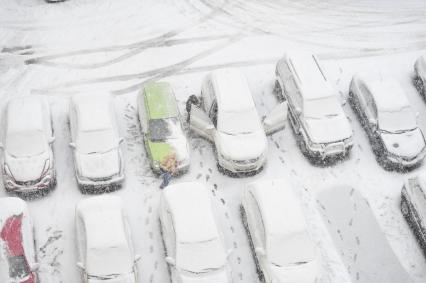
[160,170,172,189]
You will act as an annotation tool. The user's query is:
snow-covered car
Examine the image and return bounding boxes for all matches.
[138,82,190,174]
[414,55,426,98]
[241,179,319,283]
[159,182,233,283]
[69,94,125,192]
[275,53,353,160]
[0,197,39,283]
[0,96,56,195]
[187,68,287,175]
[349,76,426,169]
[75,196,140,283]
[401,175,426,255]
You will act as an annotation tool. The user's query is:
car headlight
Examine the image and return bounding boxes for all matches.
[307,139,324,151]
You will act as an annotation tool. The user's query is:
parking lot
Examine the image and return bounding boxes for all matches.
[1,0,426,282]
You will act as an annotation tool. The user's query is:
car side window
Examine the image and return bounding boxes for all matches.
[249,193,266,246]
[209,101,218,127]
[360,84,376,118]
[167,211,177,256]
[70,105,77,140]
[77,217,87,263]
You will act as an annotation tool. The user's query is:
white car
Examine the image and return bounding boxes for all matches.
[241,179,319,283]
[275,53,353,160]
[414,55,426,98]
[0,96,56,195]
[159,182,233,283]
[188,68,287,175]
[69,94,125,191]
[0,197,39,283]
[349,76,426,168]
[75,196,140,283]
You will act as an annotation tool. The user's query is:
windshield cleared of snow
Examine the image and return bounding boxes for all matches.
[268,233,316,267]
[77,129,117,154]
[379,106,417,133]
[304,96,341,120]
[218,109,261,135]
[149,117,180,142]
[6,131,46,158]
[176,238,226,274]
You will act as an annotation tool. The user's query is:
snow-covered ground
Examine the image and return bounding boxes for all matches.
[1,0,426,282]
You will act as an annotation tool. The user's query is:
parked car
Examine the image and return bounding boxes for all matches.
[0,197,38,283]
[414,55,426,98]
[75,196,140,283]
[69,94,125,192]
[0,96,56,195]
[241,179,319,283]
[159,182,233,283]
[401,174,426,255]
[187,68,287,175]
[275,53,353,160]
[137,82,190,174]
[349,76,426,169]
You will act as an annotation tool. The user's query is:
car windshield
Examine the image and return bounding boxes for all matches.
[8,255,30,279]
[218,109,261,135]
[304,96,341,120]
[6,130,46,158]
[176,238,226,274]
[268,233,316,267]
[149,117,181,142]
[77,128,117,154]
[379,106,417,133]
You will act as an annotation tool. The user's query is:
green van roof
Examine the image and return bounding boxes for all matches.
[143,82,178,119]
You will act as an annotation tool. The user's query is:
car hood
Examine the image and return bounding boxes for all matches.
[216,130,267,161]
[76,149,121,180]
[5,151,49,182]
[147,137,190,164]
[304,115,352,144]
[179,269,230,283]
[381,128,426,159]
[269,261,318,283]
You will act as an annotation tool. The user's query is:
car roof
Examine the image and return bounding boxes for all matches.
[7,96,47,134]
[365,80,410,112]
[284,53,334,100]
[246,179,308,237]
[72,93,114,131]
[162,182,219,243]
[0,197,28,219]
[143,82,178,119]
[76,196,128,251]
[210,68,256,112]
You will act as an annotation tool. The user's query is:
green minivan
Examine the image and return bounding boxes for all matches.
[138,82,190,174]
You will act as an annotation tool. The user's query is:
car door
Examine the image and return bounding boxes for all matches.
[189,105,215,142]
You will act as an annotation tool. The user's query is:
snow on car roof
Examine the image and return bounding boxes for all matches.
[76,196,128,250]
[6,96,46,134]
[285,53,334,100]
[0,198,28,220]
[143,82,178,119]
[210,68,256,112]
[246,179,308,237]
[72,93,114,131]
[162,182,219,243]
[367,80,411,112]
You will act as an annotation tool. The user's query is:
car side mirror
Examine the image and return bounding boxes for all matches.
[255,247,266,256]
[368,118,377,126]
[0,143,3,150]
[227,249,234,258]
[416,112,420,118]
[48,137,55,144]
[30,263,40,271]
[76,262,85,270]
[134,254,142,263]
[295,106,302,116]
[165,256,176,266]
[119,137,125,145]
[263,101,288,135]
[69,142,76,149]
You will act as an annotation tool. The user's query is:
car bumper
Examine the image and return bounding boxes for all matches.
[385,150,426,168]
[4,172,56,194]
[218,154,266,174]
[76,173,125,189]
[307,141,353,159]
